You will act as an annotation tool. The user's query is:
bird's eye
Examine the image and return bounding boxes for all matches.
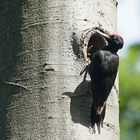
[112,36,120,44]
[113,36,117,40]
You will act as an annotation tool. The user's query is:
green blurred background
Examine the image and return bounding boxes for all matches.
[120,44,140,140]
[118,0,140,139]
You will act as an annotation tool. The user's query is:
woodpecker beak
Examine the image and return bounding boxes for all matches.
[95,30,110,46]
[96,30,110,39]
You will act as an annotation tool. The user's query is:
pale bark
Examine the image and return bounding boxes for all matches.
[0,0,119,140]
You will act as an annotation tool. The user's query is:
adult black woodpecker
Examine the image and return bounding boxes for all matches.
[89,33,124,133]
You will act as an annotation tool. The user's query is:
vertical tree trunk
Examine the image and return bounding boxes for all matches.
[0,0,119,139]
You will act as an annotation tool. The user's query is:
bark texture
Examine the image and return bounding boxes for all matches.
[0,0,119,139]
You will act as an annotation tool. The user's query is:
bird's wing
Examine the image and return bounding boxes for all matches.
[89,50,119,100]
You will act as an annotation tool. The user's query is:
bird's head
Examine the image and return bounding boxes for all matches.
[96,30,124,51]
[109,34,124,49]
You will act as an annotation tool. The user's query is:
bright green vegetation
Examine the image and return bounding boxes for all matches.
[120,44,140,140]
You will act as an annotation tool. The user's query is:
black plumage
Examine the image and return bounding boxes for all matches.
[89,34,124,133]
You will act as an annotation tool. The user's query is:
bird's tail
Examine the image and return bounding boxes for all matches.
[90,103,106,133]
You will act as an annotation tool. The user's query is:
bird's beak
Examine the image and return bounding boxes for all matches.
[95,30,110,46]
[96,30,110,39]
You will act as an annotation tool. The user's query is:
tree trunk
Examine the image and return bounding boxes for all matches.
[0,0,119,140]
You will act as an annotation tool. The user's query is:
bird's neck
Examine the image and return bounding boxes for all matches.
[104,44,118,53]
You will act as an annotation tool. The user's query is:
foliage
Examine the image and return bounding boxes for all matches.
[119,43,140,140]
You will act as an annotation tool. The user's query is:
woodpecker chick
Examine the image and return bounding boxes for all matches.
[89,33,124,133]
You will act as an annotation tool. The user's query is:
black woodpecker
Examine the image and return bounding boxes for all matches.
[89,33,124,133]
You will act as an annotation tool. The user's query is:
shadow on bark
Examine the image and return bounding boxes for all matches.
[0,82,9,139]
[63,80,92,128]
[71,32,80,59]
[0,1,23,139]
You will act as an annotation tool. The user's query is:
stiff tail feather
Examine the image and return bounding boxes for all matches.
[90,103,106,133]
